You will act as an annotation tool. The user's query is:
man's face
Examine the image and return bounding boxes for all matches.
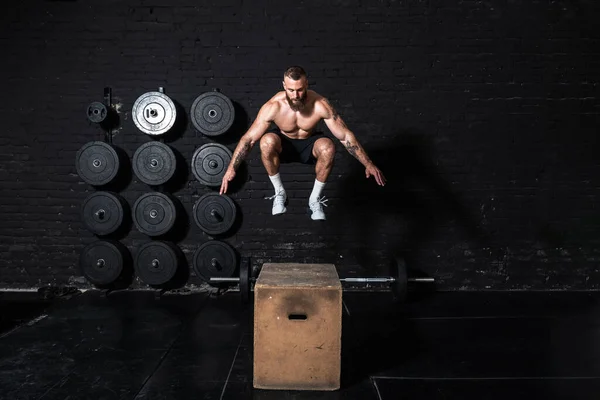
[283,76,308,111]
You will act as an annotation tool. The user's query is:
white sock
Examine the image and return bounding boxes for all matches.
[269,173,285,194]
[309,179,326,204]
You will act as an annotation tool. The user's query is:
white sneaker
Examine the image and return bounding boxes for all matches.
[309,197,328,220]
[265,190,287,215]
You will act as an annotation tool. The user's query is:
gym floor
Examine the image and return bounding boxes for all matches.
[1,289,599,399]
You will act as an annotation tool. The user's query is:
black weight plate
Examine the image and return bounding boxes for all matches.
[193,240,237,283]
[190,91,235,137]
[391,256,408,303]
[191,143,232,186]
[87,101,108,123]
[81,191,125,235]
[79,240,127,286]
[240,257,251,304]
[132,141,177,186]
[135,241,178,285]
[133,192,176,236]
[76,141,120,186]
[193,193,237,236]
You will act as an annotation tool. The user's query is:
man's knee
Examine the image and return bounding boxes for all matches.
[260,133,281,154]
[314,138,335,160]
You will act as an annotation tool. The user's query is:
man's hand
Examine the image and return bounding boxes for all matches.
[220,169,236,195]
[365,163,386,186]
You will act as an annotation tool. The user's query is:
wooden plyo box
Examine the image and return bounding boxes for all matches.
[253,263,342,391]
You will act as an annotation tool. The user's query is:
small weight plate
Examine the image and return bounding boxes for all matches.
[191,143,232,186]
[240,257,251,304]
[190,91,235,137]
[132,141,177,186]
[391,256,408,303]
[81,191,125,236]
[135,241,178,285]
[79,240,127,286]
[87,101,108,123]
[132,91,177,136]
[193,193,237,236]
[76,141,120,186]
[132,192,177,236]
[193,240,237,283]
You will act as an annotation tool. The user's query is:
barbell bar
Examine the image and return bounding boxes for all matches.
[209,277,433,283]
[342,277,434,283]
[209,256,435,304]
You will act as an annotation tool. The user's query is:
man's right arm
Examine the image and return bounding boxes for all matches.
[220,101,278,194]
[229,101,277,170]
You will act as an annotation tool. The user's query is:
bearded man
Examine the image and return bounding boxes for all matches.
[220,66,385,220]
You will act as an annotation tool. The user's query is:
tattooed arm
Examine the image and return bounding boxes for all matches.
[319,97,372,166]
[318,97,385,186]
[319,97,386,185]
[233,101,279,169]
[220,101,278,194]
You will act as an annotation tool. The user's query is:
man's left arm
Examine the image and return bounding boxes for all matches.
[320,98,386,186]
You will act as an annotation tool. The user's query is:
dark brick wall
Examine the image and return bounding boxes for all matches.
[1,1,599,290]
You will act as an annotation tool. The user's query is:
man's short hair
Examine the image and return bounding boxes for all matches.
[284,66,307,81]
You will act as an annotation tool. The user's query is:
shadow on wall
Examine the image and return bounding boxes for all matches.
[331,128,490,275]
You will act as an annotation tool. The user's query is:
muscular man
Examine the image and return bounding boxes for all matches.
[219,66,386,220]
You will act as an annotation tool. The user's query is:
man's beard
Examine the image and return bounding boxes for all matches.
[286,92,307,112]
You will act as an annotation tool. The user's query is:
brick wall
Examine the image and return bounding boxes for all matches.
[1,0,599,290]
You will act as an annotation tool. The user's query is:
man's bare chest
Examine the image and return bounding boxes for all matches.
[274,110,321,135]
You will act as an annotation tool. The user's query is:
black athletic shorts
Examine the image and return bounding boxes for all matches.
[269,128,330,165]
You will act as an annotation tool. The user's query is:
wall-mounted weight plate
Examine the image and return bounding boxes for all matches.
[79,240,128,286]
[132,90,177,136]
[132,141,177,186]
[390,256,408,303]
[87,101,108,123]
[135,241,179,286]
[193,240,237,284]
[81,191,126,236]
[190,91,235,137]
[193,193,237,236]
[191,143,232,186]
[132,192,176,236]
[76,141,120,186]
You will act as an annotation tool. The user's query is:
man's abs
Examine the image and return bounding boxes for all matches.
[275,128,316,140]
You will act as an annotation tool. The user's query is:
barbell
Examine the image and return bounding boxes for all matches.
[209,256,435,304]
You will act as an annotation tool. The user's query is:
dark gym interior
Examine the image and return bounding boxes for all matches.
[1,1,599,399]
